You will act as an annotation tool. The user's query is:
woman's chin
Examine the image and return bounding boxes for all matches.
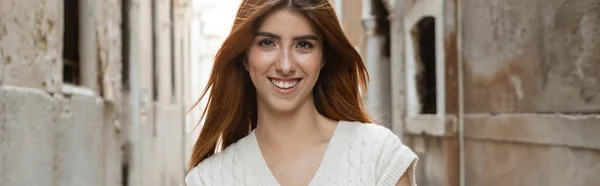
[261,97,303,114]
[258,92,313,114]
[268,101,298,113]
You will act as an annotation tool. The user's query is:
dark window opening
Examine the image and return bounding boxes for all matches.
[121,163,129,186]
[120,2,131,185]
[63,0,80,84]
[372,0,391,57]
[170,52,175,104]
[170,0,176,105]
[151,0,158,138]
[413,17,437,114]
[151,0,158,102]
[122,0,130,91]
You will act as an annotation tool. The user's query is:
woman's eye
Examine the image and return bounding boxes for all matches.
[296,41,313,49]
[259,39,275,48]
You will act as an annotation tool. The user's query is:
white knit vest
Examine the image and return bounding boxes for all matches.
[186,121,418,186]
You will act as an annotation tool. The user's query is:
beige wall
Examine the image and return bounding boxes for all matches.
[394,0,600,185]
[126,0,188,185]
[462,0,600,114]
[330,0,364,49]
[0,0,123,185]
[0,0,62,91]
[0,0,190,185]
[461,0,600,185]
[342,0,364,49]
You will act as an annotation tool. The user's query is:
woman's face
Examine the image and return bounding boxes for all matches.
[245,9,323,113]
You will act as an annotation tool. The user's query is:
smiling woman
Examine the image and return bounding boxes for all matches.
[245,9,324,113]
[186,0,418,186]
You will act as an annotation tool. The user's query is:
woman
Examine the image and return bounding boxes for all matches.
[186,0,418,185]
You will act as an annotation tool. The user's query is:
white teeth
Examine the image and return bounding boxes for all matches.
[270,79,298,89]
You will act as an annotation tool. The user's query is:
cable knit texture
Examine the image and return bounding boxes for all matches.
[186,121,418,186]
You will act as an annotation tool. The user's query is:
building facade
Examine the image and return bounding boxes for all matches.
[2,0,599,186]
[0,0,192,185]
[335,0,600,185]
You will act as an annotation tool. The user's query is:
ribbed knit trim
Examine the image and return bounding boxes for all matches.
[244,132,280,186]
[245,120,355,186]
[309,120,357,186]
[378,145,419,186]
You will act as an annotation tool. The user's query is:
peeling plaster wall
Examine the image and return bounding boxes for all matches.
[460,0,600,184]
[96,1,124,185]
[98,0,124,104]
[0,0,124,185]
[0,0,62,92]
[391,0,600,185]
[462,0,600,114]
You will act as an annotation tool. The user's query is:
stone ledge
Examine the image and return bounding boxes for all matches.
[405,114,458,136]
[464,114,600,150]
[0,85,58,186]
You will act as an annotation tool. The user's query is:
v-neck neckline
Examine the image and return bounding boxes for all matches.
[246,120,353,186]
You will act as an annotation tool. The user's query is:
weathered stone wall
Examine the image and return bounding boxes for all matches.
[0,86,57,186]
[54,90,105,186]
[462,0,600,185]
[0,85,122,186]
[0,0,123,185]
[462,0,600,114]
[124,0,188,185]
[98,0,124,104]
[96,0,125,184]
[381,0,600,185]
[465,139,600,186]
[0,0,63,92]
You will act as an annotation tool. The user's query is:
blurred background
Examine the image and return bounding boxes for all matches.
[0,0,599,186]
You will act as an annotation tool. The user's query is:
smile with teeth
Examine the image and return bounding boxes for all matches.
[270,78,300,89]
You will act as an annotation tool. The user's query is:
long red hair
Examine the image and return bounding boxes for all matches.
[188,0,373,171]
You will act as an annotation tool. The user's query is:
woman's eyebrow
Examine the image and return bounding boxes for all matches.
[292,35,319,41]
[256,31,280,39]
[256,31,320,41]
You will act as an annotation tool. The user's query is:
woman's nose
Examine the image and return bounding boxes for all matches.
[275,49,296,74]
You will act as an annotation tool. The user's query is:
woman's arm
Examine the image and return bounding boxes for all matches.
[395,172,411,186]
[395,163,415,186]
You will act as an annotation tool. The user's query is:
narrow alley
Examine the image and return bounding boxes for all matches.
[1,0,599,186]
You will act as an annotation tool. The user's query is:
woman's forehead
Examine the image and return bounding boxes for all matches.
[256,9,322,39]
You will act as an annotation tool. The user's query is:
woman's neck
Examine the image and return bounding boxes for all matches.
[255,99,338,147]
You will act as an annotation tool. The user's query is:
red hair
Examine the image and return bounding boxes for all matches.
[188,0,373,171]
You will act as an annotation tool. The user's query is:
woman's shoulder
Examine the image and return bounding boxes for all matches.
[344,121,399,144]
[185,134,253,186]
[342,121,418,186]
[346,121,416,158]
